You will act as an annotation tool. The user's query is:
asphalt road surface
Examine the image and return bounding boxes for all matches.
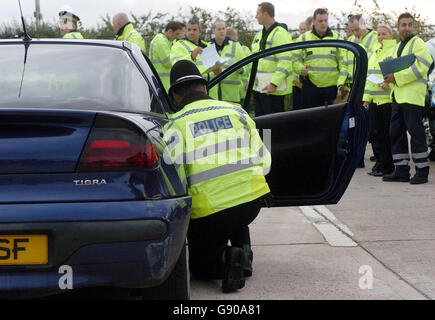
[191,150,435,300]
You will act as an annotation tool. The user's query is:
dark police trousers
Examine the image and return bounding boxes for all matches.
[390,98,429,178]
[373,102,394,173]
[292,85,302,111]
[253,91,285,116]
[301,83,337,109]
[187,197,263,280]
[369,102,382,160]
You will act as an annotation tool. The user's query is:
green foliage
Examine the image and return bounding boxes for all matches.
[331,0,434,41]
[84,14,114,39]
[0,18,59,39]
[0,3,432,44]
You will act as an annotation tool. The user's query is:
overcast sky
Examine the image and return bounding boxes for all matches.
[1,0,434,31]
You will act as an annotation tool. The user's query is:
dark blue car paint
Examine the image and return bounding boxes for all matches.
[0,39,191,296]
[0,197,191,296]
[0,110,95,173]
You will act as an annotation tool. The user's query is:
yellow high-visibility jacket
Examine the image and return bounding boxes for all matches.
[208,38,248,103]
[163,98,271,219]
[363,39,397,105]
[391,35,434,107]
[346,30,381,83]
[149,33,174,91]
[170,38,210,75]
[293,28,347,88]
[115,23,146,53]
[63,31,83,39]
[251,23,293,96]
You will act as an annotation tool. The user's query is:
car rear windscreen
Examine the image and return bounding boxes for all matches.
[0,43,157,113]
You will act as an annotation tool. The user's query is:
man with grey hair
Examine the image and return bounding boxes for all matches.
[113,12,146,53]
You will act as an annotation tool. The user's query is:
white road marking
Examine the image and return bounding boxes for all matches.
[299,206,357,247]
[313,205,354,237]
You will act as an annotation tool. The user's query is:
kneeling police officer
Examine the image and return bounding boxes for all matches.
[163,60,272,293]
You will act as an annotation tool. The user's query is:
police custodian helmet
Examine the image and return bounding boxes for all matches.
[169,60,207,94]
[59,9,80,23]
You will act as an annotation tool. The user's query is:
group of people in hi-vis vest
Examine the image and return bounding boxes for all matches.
[348,13,433,185]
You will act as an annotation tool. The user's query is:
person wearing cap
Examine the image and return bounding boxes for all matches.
[58,10,83,39]
[163,60,272,293]
[112,12,146,54]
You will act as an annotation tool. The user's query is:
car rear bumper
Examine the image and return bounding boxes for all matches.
[0,198,191,298]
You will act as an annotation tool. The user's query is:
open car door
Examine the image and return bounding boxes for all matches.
[208,40,369,207]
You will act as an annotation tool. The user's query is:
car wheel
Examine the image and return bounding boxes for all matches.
[141,243,190,300]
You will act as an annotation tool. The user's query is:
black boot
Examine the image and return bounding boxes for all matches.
[242,244,253,277]
[222,247,245,293]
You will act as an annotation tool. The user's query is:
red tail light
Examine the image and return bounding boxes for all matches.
[77,115,158,172]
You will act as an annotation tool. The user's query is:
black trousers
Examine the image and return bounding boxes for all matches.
[373,103,394,173]
[390,98,429,177]
[292,86,302,111]
[368,102,382,159]
[187,197,263,280]
[253,91,285,117]
[301,83,337,109]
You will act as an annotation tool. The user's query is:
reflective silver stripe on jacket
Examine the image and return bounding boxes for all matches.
[407,37,424,80]
[152,57,170,65]
[276,67,291,77]
[309,67,338,72]
[364,32,376,50]
[416,56,432,68]
[221,79,241,85]
[166,106,248,131]
[364,90,390,96]
[176,129,250,164]
[416,79,427,85]
[368,70,383,75]
[180,41,192,53]
[187,149,266,186]
[265,28,280,48]
[305,54,337,62]
[224,41,237,59]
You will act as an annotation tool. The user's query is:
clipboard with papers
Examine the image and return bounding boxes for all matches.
[255,72,288,92]
[379,54,416,76]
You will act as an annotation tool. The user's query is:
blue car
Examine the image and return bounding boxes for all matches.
[0,37,368,299]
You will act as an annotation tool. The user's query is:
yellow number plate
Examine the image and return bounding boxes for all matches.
[0,235,48,265]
